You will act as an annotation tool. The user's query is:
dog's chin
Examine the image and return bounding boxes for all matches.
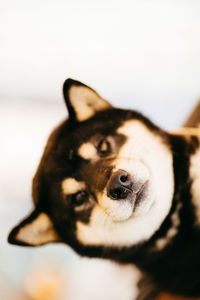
[99,184,153,222]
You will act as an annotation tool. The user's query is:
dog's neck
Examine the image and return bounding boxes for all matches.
[189,141,200,225]
[115,133,200,297]
[172,132,200,227]
[139,132,200,296]
[151,132,200,244]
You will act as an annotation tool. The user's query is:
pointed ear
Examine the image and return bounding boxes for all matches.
[63,78,111,122]
[8,210,59,246]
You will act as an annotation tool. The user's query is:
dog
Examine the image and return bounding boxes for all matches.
[8,79,200,299]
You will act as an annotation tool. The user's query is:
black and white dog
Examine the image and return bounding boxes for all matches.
[8,79,200,299]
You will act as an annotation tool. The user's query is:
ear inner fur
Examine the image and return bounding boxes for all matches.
[8,211,59,246]
[63,78,111,122]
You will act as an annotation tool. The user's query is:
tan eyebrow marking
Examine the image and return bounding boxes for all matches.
[78,142,98,161]
[62,178,86,195]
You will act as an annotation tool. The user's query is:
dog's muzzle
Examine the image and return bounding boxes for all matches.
[107,169,145,201]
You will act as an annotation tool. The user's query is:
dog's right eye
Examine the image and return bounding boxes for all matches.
[72,191,88,206]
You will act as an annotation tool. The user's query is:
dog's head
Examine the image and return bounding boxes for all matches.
[8,79,174,255]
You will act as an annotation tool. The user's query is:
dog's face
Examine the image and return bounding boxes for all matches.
[8,79,174,254]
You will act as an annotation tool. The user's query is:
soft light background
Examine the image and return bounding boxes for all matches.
[1,0,200,299]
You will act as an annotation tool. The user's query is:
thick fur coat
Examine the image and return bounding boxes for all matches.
[8,79,200,299]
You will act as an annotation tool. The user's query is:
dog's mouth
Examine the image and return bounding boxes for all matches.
[133,182,147,210]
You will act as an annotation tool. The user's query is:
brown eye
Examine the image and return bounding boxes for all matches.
[97,139,110,155]
[72,191,88,206]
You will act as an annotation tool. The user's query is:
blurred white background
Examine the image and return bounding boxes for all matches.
[1,0,200,299]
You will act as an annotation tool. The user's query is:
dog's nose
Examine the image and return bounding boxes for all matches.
[107,170,133,200]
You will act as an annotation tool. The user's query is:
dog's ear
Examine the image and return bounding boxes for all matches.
[63,78,111,122]
[8,210,59,246]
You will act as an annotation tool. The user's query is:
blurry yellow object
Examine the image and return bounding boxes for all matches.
[24,261,65,300]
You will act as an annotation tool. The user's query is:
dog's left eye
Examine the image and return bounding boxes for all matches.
[72,191,88,206]
[97,139,111,155]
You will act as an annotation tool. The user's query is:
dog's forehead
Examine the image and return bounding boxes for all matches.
[38,109,162,192]
[55,108,159,151]
[53,111,125,158]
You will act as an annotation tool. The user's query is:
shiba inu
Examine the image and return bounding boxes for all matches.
[8,79,200,299]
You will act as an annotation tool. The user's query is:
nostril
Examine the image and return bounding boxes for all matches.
[119,174,129,183]
[110,187,130,200]
[119,174,133,189]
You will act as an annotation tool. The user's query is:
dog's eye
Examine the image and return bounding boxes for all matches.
[97,139,110,155]
[72,191,88,206]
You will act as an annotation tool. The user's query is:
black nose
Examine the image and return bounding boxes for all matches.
[107,170,133,200]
